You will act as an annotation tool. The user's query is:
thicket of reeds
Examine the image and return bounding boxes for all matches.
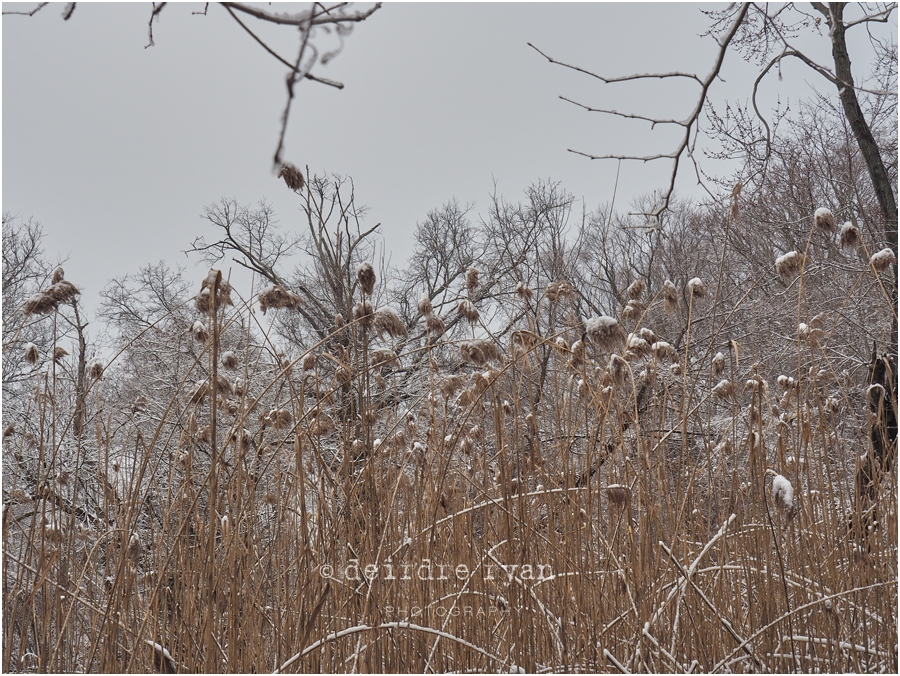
[3,213,897,674]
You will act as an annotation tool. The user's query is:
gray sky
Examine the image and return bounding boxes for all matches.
[3,2,890,313]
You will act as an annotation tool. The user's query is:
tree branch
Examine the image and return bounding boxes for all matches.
[2,2,49,16]
[223,4,344,89]
[558,96,685,127]
[843,3,896,28]
[145,2,166,49]
[528,42,703,85]
[540,3,750,221]
[221,1,381,28]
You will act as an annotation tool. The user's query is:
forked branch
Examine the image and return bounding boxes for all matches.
[530,4,749,221]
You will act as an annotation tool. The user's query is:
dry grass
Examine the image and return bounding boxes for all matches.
[3,259,897,674]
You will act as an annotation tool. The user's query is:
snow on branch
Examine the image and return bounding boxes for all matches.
[222,1,381,28]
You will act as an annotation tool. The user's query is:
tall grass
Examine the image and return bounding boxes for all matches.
[3,255,896,673]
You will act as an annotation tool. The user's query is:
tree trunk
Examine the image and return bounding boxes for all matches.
[71,302,88,439]
[825,3,898,253]
[822,2,898,352]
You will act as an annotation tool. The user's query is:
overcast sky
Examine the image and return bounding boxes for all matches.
[3,2,891,314]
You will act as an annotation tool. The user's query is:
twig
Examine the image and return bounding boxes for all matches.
[2,2,49,16]
[145,2,166,49]
[641,623,685,672]
[604,649,630,673]
[783,635,892,658]
[529,42,702,85]
[273,621,513,673]
[711,581,896,672]
[647,514,736,637]
[660,540,765,671]
[223,4,344,89]
[559,96,684,127]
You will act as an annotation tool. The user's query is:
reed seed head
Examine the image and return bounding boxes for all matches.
[688,277,705,298]
[511,330,538,353]
[651,340,677,362]
[515,282,534,302]
[712,351,726,375]
[798,322,824,347]
[585,316,625,351]
[426,313,445,336]
[88,358,104,380]
[638,328,657,345]
[418,293,433,316]
[457,299,480,325]
[127,532,143,564]
[23,293,50,317]
[870,248,896,271]
[308,409,334,436]
[770,473,796,520]
[776,375,796,390]
[839,222,859,248]
[609,353,628,387]
[814,207,836,232]
[24,343,39,365]
[439,375,466,399]
[195,269,231,314]
[373,306,408,339]
[626,333,651,358]
[259,284,302,314]
[187,380,209,405]
[545,280,573,302]
[357,262,376,296]
[663,280,678,314]
[218,279,233,307]
[775,251,805,283]
[466,267,480,293]
[272,408,292,430]
[370,348,399,369]
[713,379,734,399]
[744,375,768,397]
[607,484,630,507]
[626,279,645,300]
[622,299,644,320]
[191,321,209,344]
[353,300,374,328]
[278,162,305,191]
[460,339,502,366]
[48,280,80,305]
[24,280,80,316]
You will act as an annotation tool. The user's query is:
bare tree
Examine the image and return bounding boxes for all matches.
[529,2,897,257]
[402,199,477,306]
[189,174,382,344]
[99,260,193,333]
[2,215,56,392]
